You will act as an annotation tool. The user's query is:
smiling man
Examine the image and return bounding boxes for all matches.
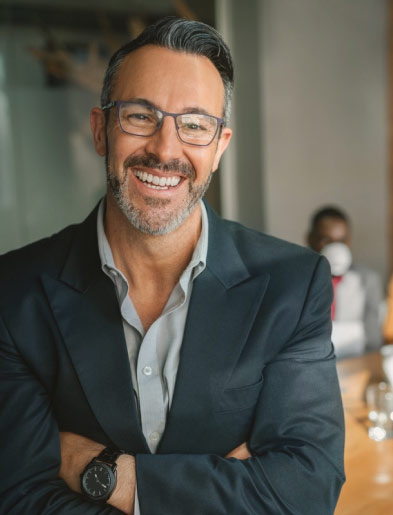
[0,17,344,515]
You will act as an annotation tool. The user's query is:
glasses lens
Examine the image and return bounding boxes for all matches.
[118,102,160,136]
[177,114,218,145]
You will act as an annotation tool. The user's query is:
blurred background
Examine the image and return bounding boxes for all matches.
[0,0,389,282]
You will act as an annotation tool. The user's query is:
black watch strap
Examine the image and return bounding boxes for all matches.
[96,445,124,466]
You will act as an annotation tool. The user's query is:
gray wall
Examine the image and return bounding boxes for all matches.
[216,0,265,231]
[0,27,106,254]
[219,0,389,281]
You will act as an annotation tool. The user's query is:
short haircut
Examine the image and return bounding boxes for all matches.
[100,16,234,126]
[309,206,350,233]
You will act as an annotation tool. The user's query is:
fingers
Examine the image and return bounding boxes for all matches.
[225,442,251,460]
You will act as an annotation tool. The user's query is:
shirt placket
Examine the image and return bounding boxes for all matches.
[136,322,166,453]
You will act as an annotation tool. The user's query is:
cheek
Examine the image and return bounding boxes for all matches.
[108,131,144,162]
[106,147,129,174]
[189,150,217,181]
[212,153,221,172]
[208,144,224,173]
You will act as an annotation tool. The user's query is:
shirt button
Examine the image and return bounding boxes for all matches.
[150,431,160,442]
[110,269,117,277]
[142,366,152,376]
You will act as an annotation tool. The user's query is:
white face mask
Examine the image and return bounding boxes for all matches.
[320,242,352,277]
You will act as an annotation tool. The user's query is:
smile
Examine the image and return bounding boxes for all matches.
[133,170,182,190]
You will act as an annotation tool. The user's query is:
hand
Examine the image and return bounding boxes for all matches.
[225,442,252,460]
[59,432,135,514]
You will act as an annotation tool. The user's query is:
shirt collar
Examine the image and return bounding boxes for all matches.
[97,199,208,282]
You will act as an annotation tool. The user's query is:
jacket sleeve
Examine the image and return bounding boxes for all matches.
[135,257,345,515]
[0,314,123,515]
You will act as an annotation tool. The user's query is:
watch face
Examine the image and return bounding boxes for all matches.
[82,463,115,501]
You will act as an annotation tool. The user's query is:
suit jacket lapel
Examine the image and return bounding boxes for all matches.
[42,207,149,453]
[40,203,268,454]
[159,206,270,453]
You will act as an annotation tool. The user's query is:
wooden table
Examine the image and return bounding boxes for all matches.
[335,352,393,514]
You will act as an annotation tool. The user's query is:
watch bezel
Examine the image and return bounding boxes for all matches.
[81,460,117,502]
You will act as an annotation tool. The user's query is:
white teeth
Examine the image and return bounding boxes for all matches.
[133,170,181,188]
[146,183,168,190]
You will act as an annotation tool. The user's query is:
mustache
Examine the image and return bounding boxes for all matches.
[124,154,195,179]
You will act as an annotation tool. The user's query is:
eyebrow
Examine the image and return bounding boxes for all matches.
[124,98,214,117]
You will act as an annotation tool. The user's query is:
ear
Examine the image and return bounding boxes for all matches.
[90,107,107,157]
[212,127,232,172]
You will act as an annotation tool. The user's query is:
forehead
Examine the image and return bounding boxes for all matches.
[315,217,349,238]
[112,45,225,115]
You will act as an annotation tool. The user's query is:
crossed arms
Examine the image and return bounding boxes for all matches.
[0,257,345,514]
[58,432,251,514]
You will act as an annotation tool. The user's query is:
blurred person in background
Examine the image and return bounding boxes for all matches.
[307,205,383,358]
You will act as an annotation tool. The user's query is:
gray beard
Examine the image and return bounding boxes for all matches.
[106,156,212,236]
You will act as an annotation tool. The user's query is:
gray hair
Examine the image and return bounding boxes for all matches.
[100,17,234,125]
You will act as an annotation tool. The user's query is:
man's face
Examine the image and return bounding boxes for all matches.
[308,217,351,253]
[91,45,232,235]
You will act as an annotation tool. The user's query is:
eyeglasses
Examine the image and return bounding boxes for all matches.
[102,100,224,147]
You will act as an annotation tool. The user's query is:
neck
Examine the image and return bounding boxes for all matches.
[104,194,203,292]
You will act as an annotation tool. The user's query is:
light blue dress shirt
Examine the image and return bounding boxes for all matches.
[96,199,208,513]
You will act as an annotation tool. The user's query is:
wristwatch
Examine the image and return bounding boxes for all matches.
[80,445,124,502]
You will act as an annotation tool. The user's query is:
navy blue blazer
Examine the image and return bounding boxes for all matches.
[0,203,345,514]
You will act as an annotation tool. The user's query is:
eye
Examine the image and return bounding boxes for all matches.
[130,112,150,120]
[179,115,212,133]
[126,112,155,124]
[177,113,217,138]
[119,103,159,127]
[184,122,206,131]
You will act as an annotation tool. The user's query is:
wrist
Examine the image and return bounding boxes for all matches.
[80,445,126,502]
[107,453,136,514]
[59,432,104,494]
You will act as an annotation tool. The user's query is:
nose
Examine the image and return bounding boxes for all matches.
[144,114,184,163]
